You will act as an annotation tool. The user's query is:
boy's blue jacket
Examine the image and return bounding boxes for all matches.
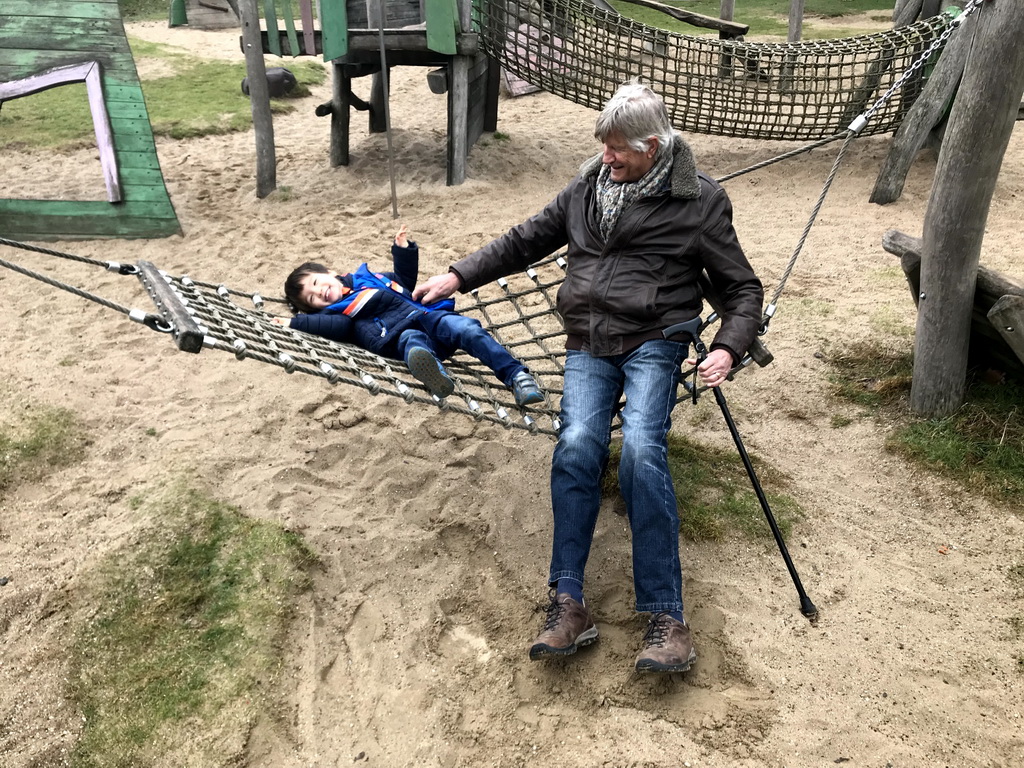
[289,240,455,356]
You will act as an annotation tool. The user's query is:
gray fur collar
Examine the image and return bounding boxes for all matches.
[580,133,700,199]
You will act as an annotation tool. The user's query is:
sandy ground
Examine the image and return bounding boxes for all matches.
[2,18,1024,768]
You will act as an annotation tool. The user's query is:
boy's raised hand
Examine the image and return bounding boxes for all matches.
[394,224,409,248]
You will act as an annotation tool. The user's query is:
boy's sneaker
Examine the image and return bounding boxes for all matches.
[529,590,599,659]
[634,613,697,673]
[511,370,544,406]
[406,346,455,398]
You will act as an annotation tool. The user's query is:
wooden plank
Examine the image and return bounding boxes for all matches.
[322,0,349,60]
[884,229,1024,378]
[113,150,165,171]
[0,52,139,79]
[988,296,1024,368]
[262,0,283,56]
[425,0,458,56]
[0,198,177,218]
[0,15,121,39]
[3,1,119,18]
[300,0,316,55]
[883,230,1024,304]
[106,100,153,121]
[279,0,301,60]
[0,215,182,241]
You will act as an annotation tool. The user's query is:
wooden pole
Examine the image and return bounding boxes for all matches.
[787,0,804,43]
[237,0,276,198]
[870,13,974,204]
[911,0,1024,416]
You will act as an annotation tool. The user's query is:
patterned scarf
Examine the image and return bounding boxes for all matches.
[595,151,673,240]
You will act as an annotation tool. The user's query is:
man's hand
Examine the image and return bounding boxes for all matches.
[686,348,733,388]
[413,272,461,303]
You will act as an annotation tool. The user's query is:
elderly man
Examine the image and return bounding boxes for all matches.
[414,80,763,673]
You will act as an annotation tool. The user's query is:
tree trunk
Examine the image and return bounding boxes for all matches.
[911,0,1024,416]
[238,0,276,198]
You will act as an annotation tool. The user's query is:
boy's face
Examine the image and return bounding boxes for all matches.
[297,272,346,311]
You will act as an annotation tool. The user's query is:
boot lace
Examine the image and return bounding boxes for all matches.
[541,589,568,631]
[642,612,672,649]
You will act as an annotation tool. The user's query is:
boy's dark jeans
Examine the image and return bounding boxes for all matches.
[397,312,525,386]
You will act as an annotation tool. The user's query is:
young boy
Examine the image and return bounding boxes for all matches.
[282,226,544,407]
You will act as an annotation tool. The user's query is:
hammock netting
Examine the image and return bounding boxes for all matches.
[156,257,574,436]
[480,0,953,140]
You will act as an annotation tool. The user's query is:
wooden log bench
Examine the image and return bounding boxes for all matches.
[883,229,1024,379]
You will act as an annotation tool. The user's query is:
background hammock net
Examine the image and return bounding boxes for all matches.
[481,0,952,140]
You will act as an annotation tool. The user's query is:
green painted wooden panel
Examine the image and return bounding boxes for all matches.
[424,0,458,55]
[115,151,165,171]
[263,0,282,56]
[3,2,119,19]
[1,16,122,39]
[320,0,348,60]
[0,0,181,240]
[112,133,166,153]
[2,33,123,54]
[0,52,140,81]
[279,0,301,59]
[0,214,182,241]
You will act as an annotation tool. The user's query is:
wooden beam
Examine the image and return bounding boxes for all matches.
[988,296,1024,370]
[870,15,972,205]
[616,0,748,36]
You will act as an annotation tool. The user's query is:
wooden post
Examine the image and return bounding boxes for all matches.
[237,0,276,197]
[447,55,469,185]
[330,62,351,167]
[893,0,923,26]
[787,0,804,43]
[911,0,1024,416]
[718,0,735,78]
[870,13,973,204]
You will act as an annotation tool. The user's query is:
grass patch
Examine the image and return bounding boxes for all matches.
[69,482,316,767]
[602,432,801,542]
[0,403,86,494]
[119,0,169,21]
[0,37,326,150]
[609,0,897,38]
[826,341,1024,504]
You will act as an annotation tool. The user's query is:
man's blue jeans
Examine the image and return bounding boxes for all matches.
[397,312,524,386]
[549,340,688,614]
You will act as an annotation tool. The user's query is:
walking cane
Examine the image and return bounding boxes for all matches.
[665,318,818,620]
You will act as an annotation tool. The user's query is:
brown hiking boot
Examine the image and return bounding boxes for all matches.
[528,591,599,660]
[634,613,697,673]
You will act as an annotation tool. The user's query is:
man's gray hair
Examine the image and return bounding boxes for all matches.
[594,79,675,158]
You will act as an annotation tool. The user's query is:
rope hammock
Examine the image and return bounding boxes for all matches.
[482,0,954,141]
[0,3,983,437]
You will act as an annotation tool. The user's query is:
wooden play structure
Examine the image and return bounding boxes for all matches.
[0,0,181,241]
[242,0,497,187]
